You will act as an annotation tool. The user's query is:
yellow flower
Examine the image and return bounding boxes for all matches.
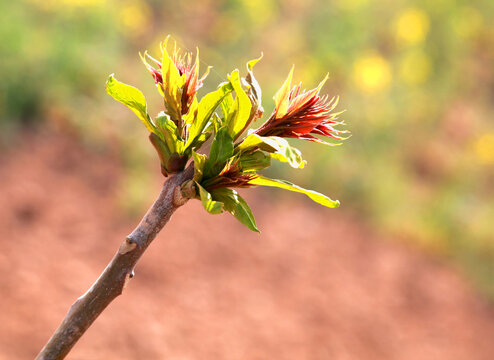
[118,1,150,37]
[474,134,494,165]
[394,8,430,45]
[353,54,391,93]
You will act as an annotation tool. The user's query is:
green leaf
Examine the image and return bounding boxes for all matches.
[192,150,207,182]
[149,132,172,161]
[226,70,252,140]
[185,81,233,150]
[249,175,340,208]
[154,112,183,153]
[239,151,271,172]
[237,134,306,169]
[149,132,173,176]
[197,183,224,214]
[211,188,259,232]
[105,74,156,134]
[204,126,234,178]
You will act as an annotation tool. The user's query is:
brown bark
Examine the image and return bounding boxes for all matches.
[36,165,194,360]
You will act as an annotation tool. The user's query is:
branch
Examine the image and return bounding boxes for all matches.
[36,165,195,360]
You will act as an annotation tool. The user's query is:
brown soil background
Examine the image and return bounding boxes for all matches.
[1,131,493,359]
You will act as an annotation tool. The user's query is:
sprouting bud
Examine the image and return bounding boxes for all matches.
[254,67,347,144]
[201,158,258,191]
[140,37,210,124]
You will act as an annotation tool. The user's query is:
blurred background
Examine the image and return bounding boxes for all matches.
[1,0,494,358]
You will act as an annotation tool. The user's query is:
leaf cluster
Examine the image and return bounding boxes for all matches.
[106,38,342,232]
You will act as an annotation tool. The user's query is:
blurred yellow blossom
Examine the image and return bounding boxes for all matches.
[353,54,391,93]
[474,134,494,165]
[454,7,483,38]
[394,8,430,45]
[399,49,432,85]
[118,1,151,38]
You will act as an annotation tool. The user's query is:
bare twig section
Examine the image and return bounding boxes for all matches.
[118,237,137,254]
[173,185,189,207]
[36,165,194,360]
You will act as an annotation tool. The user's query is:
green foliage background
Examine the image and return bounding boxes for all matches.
[1,0,494,297]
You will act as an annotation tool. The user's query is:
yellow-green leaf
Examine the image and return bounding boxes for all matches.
[245,54,264,125]
[192,150,207,182]
[220,93,234,125]
[226,69,252,140]
[247,53,263,72]
[183,97,198,125]
[160,37,186,123]
[273,66,294,119]
[249,175,340,208]
[185,81,233,150]
[105,74,156,134]
[239,151,271,172]
[237,134,306,169]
